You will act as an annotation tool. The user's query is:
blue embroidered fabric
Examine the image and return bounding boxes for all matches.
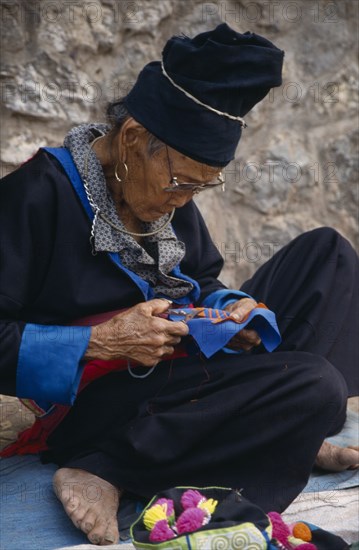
[167,307,281,358]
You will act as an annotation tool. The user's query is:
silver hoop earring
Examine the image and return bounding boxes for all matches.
[114,161,129,183]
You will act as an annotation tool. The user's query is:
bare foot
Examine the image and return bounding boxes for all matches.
[53,468,121,545]
[315,442,359,472]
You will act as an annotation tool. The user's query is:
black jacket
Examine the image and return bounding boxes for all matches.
[0,150,226,395]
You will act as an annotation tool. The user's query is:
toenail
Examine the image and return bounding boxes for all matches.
[84,522,94,532]
[90,535,100,544]
[105,535,116,543]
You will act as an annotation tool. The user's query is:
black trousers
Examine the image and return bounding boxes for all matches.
[45,228,358,512]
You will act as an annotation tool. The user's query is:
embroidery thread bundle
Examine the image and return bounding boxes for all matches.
[143,489,218,543]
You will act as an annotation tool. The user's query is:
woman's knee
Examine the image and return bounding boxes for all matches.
[299,227,356,261]
[301,226,341,244]
[304,352,346,398]
[298,353,348,433]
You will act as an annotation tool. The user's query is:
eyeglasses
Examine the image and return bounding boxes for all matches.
[163,146,225,194]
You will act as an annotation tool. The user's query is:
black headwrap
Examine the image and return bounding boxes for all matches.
[124,23,284,167]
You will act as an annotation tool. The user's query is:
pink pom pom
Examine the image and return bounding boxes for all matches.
[149,519,176,543]
[296,544,317,550]
[268,511,291,546]
[181,489,204,509]
[155,498,175,517]
[176,507,206,534]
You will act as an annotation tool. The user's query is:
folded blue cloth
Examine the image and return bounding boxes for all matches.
[167,306,281,357]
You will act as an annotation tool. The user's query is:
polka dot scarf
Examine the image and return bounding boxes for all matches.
[63,123,194,300]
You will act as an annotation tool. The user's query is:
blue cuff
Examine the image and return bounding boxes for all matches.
[17,324,91,406]
[202,289,252,311]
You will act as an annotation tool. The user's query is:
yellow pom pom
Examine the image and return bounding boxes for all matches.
[198,498,218,515]
[293,522,312,542]
[143,503,168,530]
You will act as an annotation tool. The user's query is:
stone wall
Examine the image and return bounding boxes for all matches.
[1,0,358,287]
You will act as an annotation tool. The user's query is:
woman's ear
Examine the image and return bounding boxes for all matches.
[117,117,147,161]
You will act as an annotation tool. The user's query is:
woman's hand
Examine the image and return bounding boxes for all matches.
[84,299,189,366]
[224,298,262,352]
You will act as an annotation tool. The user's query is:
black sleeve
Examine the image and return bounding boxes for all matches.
[0,151,57,395]
[172,200,227,304]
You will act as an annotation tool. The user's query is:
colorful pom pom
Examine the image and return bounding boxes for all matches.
[295,544,317,550]
[198,497,218,516]
[176,507,206,534]
[143,503,169,531]
[155,498,175,517]
[292,522,312,542]
[268,511,291,546]
[181,489,204,509]
[149,519,176,543]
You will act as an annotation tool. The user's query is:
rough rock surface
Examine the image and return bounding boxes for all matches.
[1,0,358,287]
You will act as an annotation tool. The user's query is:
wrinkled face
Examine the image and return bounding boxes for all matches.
[116,120,223,222]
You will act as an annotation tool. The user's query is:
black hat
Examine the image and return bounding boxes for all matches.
[124,23,284,167]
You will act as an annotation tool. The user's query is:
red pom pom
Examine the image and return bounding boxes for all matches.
[268,511,291,546]
[149,519,176,543]
[176,508,206,534]
[181,489,204,509]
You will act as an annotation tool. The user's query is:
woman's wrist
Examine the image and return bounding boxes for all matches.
[83,323,122,362]
[83,326,97,361]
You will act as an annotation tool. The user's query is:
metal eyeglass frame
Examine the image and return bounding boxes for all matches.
[163,146,225,193]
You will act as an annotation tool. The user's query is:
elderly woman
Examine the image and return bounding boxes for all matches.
[0,24,358,546]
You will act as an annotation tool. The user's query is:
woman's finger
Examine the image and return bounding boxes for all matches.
[160,345,175,358]
[227,328,261,351]
[166,320,189,336]
[225,298,258,322]
[239,329,261,345]
[166,336,182,346]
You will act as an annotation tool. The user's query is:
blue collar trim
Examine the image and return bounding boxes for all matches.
[42,147,200,302]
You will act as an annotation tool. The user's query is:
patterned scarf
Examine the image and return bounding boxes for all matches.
[63,123,194,300]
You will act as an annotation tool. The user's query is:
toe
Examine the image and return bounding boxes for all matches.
[88,519,108,545]
[88,531,101,545]
[103,518,119,545]
[102,535,117,545]
[80,510,97,534]
[64,495,82,515]
[70,504,89,529]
